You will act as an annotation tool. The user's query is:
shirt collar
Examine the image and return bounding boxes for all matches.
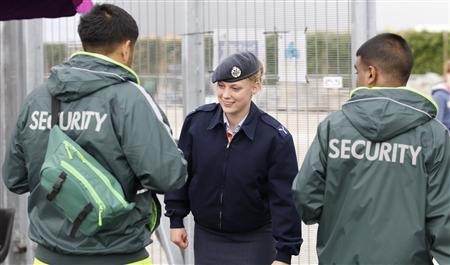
[207,102,260,141]
[223,112,248,135]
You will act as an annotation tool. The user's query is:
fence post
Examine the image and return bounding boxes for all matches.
[351,0,376,87]
[176,0,206,264]
[0,19,43,265]
[182,0,206,115]
[156,195,185,265]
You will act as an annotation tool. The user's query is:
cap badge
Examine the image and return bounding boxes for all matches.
[231,66,241,78]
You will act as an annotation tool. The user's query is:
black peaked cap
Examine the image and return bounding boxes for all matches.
[211,51,259,83]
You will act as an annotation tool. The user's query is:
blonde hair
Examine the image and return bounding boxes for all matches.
[247,62,264,84]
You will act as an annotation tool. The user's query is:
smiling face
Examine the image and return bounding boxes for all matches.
[216,78,259,119]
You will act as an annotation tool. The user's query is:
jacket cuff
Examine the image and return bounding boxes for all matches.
[169,216,185,228]
[275,251,291,264]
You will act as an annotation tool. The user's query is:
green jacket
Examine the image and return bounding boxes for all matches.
[2,52,187,263]
[293,87,450,264]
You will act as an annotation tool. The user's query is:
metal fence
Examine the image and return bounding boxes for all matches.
[1,0,363,264]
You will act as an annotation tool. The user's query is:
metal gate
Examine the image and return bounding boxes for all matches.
[1,0,365,264]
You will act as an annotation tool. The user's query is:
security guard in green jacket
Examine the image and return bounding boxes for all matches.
[293,33,450,264]
[2,4,187,265]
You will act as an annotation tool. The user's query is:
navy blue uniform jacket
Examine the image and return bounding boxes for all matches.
[164,102,302,263]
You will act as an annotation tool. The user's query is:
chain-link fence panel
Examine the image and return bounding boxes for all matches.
[40,1,353,264]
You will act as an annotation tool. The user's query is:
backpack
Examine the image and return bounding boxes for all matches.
[39,96,135,237]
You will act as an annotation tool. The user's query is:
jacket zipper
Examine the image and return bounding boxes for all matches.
[63,141,128,208]
[219,192,224,230]
[220,134,234,230]
[60,160,106,226]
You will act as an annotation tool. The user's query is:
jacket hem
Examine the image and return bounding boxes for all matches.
[35,244,148,264]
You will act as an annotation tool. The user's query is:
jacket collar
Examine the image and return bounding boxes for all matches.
[207,102,260,141]
[70,51,141,85]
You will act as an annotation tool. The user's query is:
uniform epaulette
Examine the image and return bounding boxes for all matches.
[187,103,218,117]
[261,114,290,138]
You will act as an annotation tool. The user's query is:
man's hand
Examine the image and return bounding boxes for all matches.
[170,228,189,249]
[272,261,289,265]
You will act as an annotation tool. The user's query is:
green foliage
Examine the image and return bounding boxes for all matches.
[134,35,213,75]
[42,31,449,81]
[304,32,352,87]
[399,31,449,74]
[166,39,182,65]
[265,33,279,84]
[205,34,214,73]
[133,38,156,74]
[132,37,182,74]
[44,43,68,74]
[306,32,352,76]
[303,31,449,82]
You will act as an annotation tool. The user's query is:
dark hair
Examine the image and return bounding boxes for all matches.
[78,4,139,53]
[356,33,413,84]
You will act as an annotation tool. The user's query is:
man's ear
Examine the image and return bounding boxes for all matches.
[120,40,132,66]
[367,65,377,87]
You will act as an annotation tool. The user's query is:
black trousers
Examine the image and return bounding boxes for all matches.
[194,223,275,265]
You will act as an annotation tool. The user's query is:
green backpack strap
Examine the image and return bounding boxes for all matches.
[46,172,67,201]
[148,192,161,233]
[70,203,94,238]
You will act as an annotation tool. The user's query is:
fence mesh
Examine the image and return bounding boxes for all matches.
[42,1,353,263]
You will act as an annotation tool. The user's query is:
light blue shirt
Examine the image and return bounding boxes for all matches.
[223,112,248,139]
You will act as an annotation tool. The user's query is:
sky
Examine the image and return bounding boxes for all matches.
[376,0,450,32]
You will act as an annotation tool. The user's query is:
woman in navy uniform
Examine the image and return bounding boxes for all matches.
[164,51,302,265]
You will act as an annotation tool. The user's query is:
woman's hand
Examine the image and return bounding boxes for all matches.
[170,228,189,249]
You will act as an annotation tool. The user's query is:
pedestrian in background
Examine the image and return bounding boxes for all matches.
[431,59,450,130]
